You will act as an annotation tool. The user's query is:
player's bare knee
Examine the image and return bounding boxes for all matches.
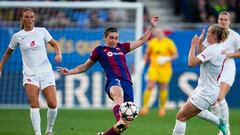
[147,84,154,90]
[218,96,225,102]
[177,117,187,122]
[113,95,124,104]
[115,91,123,98]
[176,113,186,122]
[29,101,40,108]
[48,101,57,109]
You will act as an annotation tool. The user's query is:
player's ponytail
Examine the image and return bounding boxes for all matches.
[220,26,229,42]
[210,24,229,43]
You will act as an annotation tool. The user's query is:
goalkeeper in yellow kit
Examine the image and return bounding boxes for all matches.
[139,28,178,117]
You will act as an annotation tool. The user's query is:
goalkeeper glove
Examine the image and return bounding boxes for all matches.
[157,56,171,65]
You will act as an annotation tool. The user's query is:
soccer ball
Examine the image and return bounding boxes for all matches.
[120,102,138,121]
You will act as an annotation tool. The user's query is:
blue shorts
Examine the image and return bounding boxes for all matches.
[105,78,134,102]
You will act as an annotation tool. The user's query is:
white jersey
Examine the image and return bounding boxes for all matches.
[190,43,226,110]
[8,27,53,75]
[196,43,226,94]
[203,29,240,86]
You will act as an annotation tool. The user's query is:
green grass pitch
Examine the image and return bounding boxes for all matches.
[0,108,239,135]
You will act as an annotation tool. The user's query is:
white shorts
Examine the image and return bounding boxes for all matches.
[219,59,236,86]
[23,71,56,90]
[190,87,219,110]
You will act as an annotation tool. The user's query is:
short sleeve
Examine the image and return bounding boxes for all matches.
[168,39,177,53]
[42,27,52,42]
[121,43,130,54]
[8,34,18,50]
[202,39,210,47]
[89,47,99,61]
[146,40,153,51]
[197,46,215,63]
[235,33,240,50]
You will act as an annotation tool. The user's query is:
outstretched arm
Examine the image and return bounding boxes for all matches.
[130,16,159,51]
[48,39,62,63]
[0,48,13,75]
[57,59,96,75]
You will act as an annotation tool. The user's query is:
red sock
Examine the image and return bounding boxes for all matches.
[104,127,119,135]
[113,105,121,122]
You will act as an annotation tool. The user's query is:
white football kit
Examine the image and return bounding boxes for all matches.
[203,29,240,86]
[8,27,56,90]
[190,43,226,110]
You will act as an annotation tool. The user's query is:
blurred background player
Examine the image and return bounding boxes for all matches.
[172,24,229,135]
[0,8,62,135]
[139,28,178,117]
[198,11,240,135]
[57,16,159,135]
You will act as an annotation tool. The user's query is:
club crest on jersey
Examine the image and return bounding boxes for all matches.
[30,41,36,46]
[107,52,113,57]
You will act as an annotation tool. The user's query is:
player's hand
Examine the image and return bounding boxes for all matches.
[54,54,62,63]
[57,67,71,75]
[225,53,233,59]
[199,29,205,43]
[157,56,171,65]
[150,16,159,27]
[191,35,200,48]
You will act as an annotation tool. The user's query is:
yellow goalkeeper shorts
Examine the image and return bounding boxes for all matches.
[146,66,172,83]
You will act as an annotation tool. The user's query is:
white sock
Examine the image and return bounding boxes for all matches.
[172,120,186,135]
[46,108,58,133]
[219,99,229,127]
[197,110,220,125]
[210,103,221,118]
[30,108,41,135]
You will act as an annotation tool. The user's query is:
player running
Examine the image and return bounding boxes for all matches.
[172,24,229,135]
[198,11,240,135]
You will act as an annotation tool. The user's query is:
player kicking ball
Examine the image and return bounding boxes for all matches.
[58,16,159,135]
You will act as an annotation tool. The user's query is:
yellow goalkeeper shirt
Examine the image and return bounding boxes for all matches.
[147,37,177,70]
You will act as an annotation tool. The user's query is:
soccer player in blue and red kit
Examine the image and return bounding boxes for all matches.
[57,16,159,135]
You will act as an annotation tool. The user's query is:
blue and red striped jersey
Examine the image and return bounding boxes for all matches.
[90,42,132,83]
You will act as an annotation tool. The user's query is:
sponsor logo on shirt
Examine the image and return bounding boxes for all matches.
[107,51,124,57]
[113,52,124,55]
